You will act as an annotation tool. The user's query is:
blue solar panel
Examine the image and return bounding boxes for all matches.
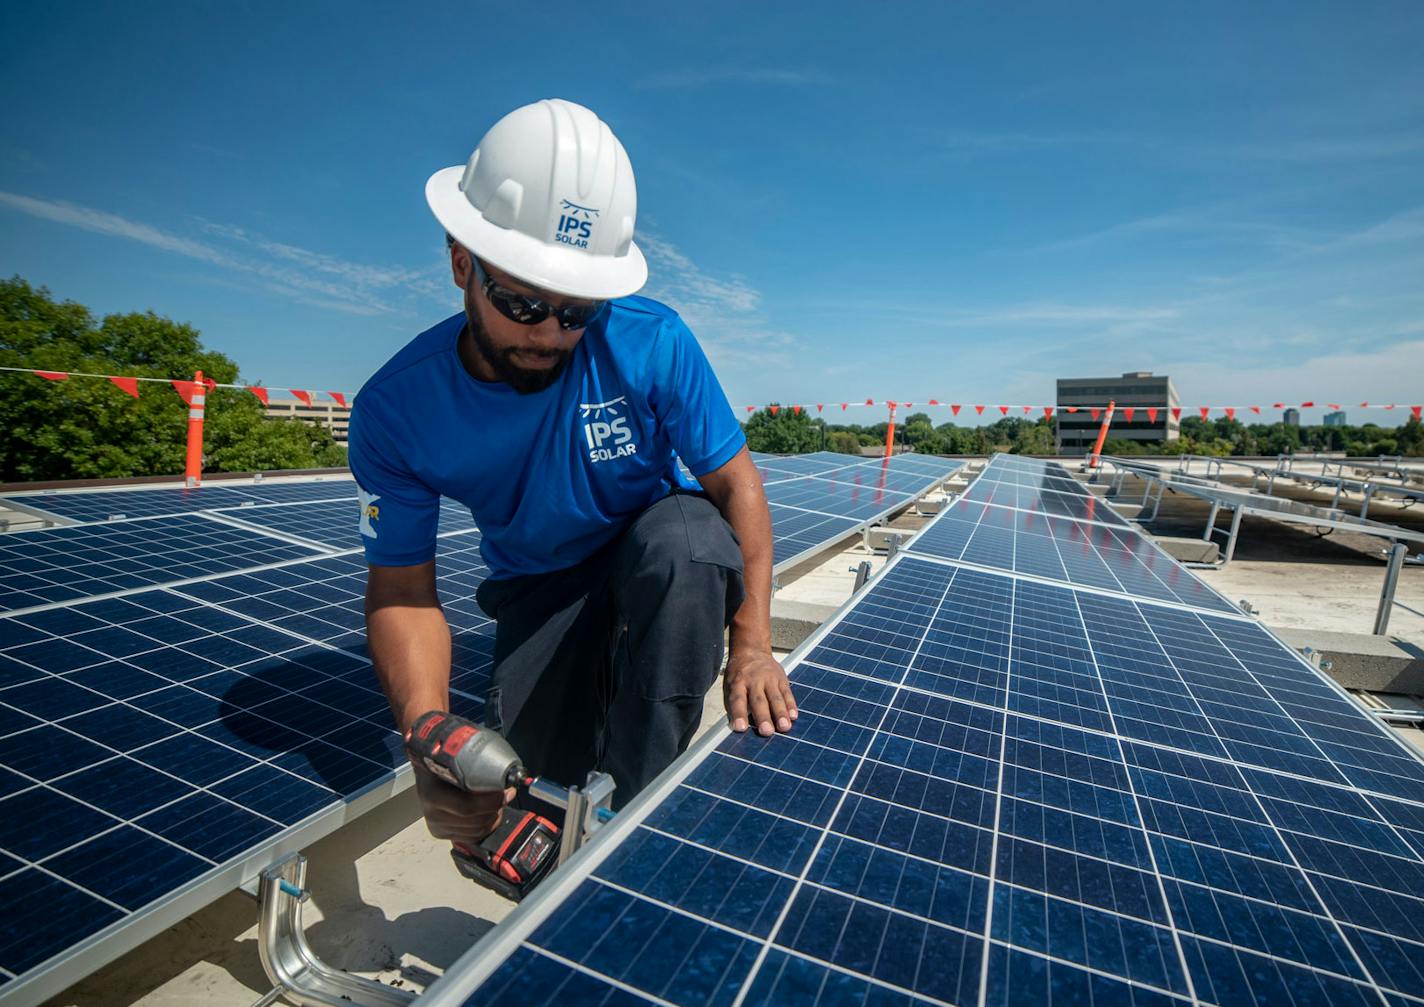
[213,497,476,550]
[906,498,1236,615]
[0,527,490,998]
[0,479,358,525]
[0,514,325,613]
[963,477,1130,527]
[427,551,1424,1007]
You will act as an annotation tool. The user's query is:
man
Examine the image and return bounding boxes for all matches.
[349,99,795,852]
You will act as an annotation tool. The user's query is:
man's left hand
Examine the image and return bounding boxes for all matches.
[724,650,798,737]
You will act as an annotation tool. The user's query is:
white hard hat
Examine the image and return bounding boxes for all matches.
[426,98,647,300]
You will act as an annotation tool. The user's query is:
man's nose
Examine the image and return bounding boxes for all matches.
[526,318,569,346]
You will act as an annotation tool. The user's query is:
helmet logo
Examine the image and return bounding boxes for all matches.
[555,199,599,249]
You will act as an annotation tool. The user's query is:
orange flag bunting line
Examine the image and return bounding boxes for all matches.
[35,370,68,381]
[998,406,1009,415]
[290,390,313,407]
[328,392,348,408]
[1414,406,1423,421]
[974,405,985,415]
[840,403,848,411]
[1171,407,1181,421]
[1090,408,1100,421]
[108,376,139,398]
[170,379,198,405]
[1146,407,1158,424]
[248,387,270,406]
[769,405,779,416]
[1301,400,1314,408]
[745,405,754,413]
[1065,406,1078,413]
[816,404,823,413]
[1225,407,1236,420]
[1043,406,1054,419]
[951,404,961,416]
[1123,407,1135,423]
[1021,405,1031,415]
[792,405,801,415]
[1199,406,1210,419]
[1250,406,1261,415]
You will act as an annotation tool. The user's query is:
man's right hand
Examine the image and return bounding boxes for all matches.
[411,761,515,846]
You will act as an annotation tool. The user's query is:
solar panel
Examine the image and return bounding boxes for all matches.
[0,514,326,613]
[212,498,477,551]
[1,479,357,524]
[963,477,1130,527]
[423,528,1424,1004]
[905,498,1237,615]
[0,529,491,1001]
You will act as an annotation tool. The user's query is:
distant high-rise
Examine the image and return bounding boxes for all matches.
[1055,372,1178,455]
[1323,410,1347,427]
[1284,408,1301,427]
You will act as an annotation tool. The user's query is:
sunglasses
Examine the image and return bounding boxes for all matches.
[473,259,606,330]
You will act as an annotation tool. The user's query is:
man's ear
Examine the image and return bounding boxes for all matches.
[450,243,472,289]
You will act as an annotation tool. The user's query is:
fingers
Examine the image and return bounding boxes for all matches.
[748,681,774,736]
[726,679,750,732]
[780,679,799,722]
[765,678,792,733]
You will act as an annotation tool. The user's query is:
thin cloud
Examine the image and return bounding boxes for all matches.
[0,191,445,317]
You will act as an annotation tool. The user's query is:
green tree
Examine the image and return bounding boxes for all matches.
[0,277,347,481]
[743,405,822,453]
[826,430,862,455]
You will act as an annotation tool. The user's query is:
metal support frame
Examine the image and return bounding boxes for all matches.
[1375,542,1409,636]
[527,771,618,866]
[851,560,872,591]
[256,854,414,1007]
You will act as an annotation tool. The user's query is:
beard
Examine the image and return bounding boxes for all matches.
[465,305,572,395]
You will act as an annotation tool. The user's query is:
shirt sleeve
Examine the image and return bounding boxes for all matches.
[649,314,747,476]
[347,394,440,566]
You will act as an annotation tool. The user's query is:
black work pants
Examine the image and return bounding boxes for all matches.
[474,493,745,810]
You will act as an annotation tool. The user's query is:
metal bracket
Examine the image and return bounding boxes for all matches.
[850,560,872,592]
[526,770,617,865]
[255,853,414,1007]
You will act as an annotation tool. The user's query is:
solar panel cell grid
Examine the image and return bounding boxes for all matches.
[439,554,1424,1006]
[0,514,323,613]
[907,499,1236,615]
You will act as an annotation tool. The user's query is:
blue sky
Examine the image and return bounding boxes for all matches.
[2,2,1422,423]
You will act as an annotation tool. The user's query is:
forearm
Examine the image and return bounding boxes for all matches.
[721,487,774,657]
[367,600,453,732]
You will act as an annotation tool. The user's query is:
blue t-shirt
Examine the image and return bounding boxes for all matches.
[348,296,746,579]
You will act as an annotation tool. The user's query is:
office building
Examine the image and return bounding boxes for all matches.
[1284,408,1300,427]
[1324,410,1347,427]
[264,397,353,443]
[1055,372,1179,455]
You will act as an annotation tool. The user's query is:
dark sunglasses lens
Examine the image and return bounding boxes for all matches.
[557,302,605,329]
[489,290,549,325]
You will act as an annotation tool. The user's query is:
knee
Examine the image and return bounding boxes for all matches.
[621,496,741,584]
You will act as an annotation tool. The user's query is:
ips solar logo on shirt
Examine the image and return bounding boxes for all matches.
[555,199,598,249]
[357,486,381,538]
[579,396,637,463]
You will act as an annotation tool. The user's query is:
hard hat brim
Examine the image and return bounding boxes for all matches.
[426,166,648,301]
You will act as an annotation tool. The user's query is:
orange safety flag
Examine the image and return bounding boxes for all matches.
[865,398,874,406]
[951,404,961,416]
[928,399,939,406]
[1123,407,1136,423]
[998,405,1009,415]
[249,386,271,406]
[904,402,913,409]
[1359,402,1369,408]
[745,405,754,412]
[1199,406,1210,419]
[1022,405,1032,415]
[290,389,313,406]
[792,405,801,415]
[816,404,823,413]
[1300,400,1314,407]
[841,403,848,410]
[1146,407,1158,424]
[1043,406,1054,419]
[887,400,898,409]
[171,379,198,405]
[35,370,69,381]
[1327,403,1340,411]
[1065,406,1078,413]
[1090,407,1101,421]
[974,405,985,415]
[769,405,779,416]
[1171,407,1182,420]
[1249,406,1261,415]
[1385,404,1396,410]
[108,376,139,398]
[1413,406,1422,421]
[328,391,348,408]
[1272,402,1285,409]
[1225,407,1236,420]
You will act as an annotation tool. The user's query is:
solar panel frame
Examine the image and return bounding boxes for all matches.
[0,479,358,525]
